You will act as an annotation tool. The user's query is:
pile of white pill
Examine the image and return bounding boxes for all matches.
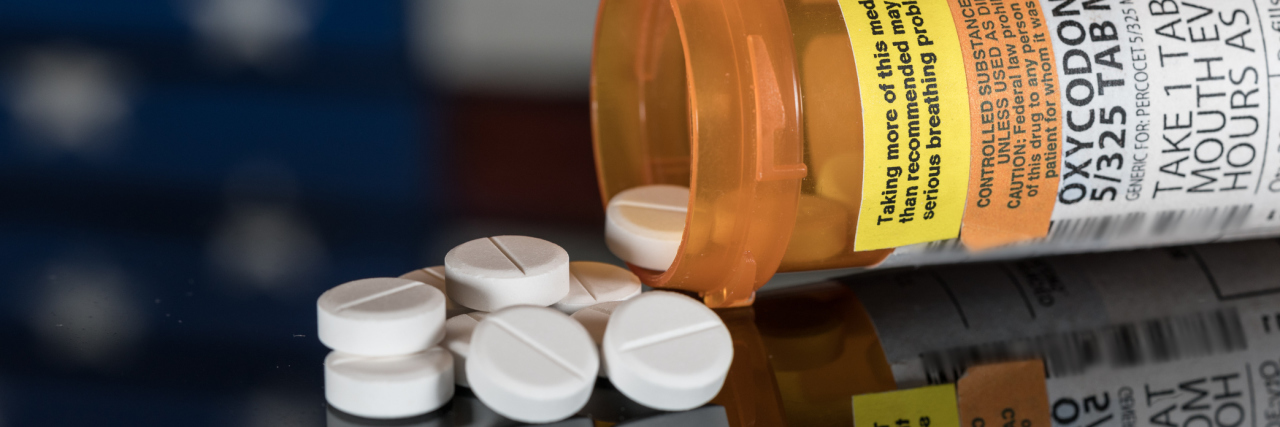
[316,232,732,423]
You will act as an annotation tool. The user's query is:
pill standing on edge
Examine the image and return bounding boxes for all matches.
[399,266,475,318]
[604,185,689,271]
[442,312,487,388]
[444,236,570,312]
[324,348,454,419]
[570,300,621,377]
[603,291,733,411]
[317,278,447,356]
[551,261,642,314]
[467,306,599,424]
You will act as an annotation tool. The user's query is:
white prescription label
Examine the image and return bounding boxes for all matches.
[881,0,1280,267]
[1046,0,1280,239]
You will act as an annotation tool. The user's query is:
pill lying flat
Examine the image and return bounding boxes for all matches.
[442,312,487,388]
[326,403,446,427]
[400,266,475,318]
[324,348,455,419]
[445,236,570,312]
[552,262,642,314]
[318,278,446,356]
[603,291,733,411]
[570,301,621,377]
[467,306,599,424]
[604,185,689,271]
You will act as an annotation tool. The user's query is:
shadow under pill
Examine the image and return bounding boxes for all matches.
[449,389,593,427]
[615,404,730,427]
[327,403,448,427]
[576,378,663,423]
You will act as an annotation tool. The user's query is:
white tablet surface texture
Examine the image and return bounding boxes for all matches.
[444,236,570,312]
[466,306,599,423]
[602,291,733,411]
[317,278,447,356]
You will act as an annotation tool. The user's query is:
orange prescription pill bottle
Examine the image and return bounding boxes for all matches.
[592,0,1280,308]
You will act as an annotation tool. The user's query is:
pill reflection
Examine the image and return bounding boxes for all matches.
[753,283,897,427]
[326,403,445,427]
[709,306,788,427]
[577,379,662,423]
[615,404,730,427]
[447,391,593,427]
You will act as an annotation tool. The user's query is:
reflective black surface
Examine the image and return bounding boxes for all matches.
[324,386,730,427]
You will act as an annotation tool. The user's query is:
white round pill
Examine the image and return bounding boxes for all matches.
[442,312,487,388]
[467,306,599,424]
[324,348,455,419]
[551,262,642,314]
[318,278,447,356]
[400,266,475,319]
[604,185,689,271]
[603,291,733,411]
[444,236,570,312]
[570,301,621,377]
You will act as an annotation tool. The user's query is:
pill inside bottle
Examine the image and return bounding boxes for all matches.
[604,185,690,272]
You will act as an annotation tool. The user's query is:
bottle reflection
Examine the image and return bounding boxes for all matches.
[710,306,789,426]
[754,283,896,427]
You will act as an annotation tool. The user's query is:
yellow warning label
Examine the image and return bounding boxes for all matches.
[838,0,971,251]
[853,384,961,427]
